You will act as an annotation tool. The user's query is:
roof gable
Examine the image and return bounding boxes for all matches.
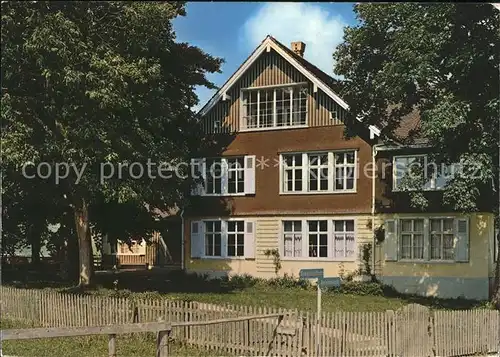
[198,35,380,138]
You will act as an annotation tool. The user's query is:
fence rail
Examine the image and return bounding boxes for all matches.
[1,286,499,357]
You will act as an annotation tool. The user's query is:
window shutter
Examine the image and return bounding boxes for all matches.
[384,219,398,261]
[244,155,256,195]
[455,218,469,262]
[190,159,205,196]
[244,221,255,259]
[190,221,204,258]
[221,159,228,195]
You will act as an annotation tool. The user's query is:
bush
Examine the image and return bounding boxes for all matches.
[330,281,384,296]
[267,274,312,290]
[228,274,261,289]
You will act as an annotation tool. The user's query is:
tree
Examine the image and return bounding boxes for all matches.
[333,4,499,305]
[1,1,222,285]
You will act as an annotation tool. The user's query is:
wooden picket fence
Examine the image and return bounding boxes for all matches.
[1,286,499,357]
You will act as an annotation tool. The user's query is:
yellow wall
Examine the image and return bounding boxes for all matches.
[376,212,492,279]
[185,214,375,279]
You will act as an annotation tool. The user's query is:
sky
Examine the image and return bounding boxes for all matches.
[173,2,358,111]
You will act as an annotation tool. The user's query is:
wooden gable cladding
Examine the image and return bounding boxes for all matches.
[202,49,347,134]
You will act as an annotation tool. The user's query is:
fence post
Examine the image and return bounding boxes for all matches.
[108,334,116,357]
[156,329,171,357]
[386,310,394,357]
[428,309,436,357]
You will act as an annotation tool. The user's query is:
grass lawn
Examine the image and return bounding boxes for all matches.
[0,320,230,357]
[4,268,491,312]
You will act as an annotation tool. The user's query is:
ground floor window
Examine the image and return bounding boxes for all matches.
[281,218,356,260]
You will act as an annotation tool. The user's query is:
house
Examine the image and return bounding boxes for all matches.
[185,35,496,301]
[99,206,182,269]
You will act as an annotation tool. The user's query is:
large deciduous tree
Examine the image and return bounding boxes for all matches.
[334,4,499,305]
[1,1,222,285]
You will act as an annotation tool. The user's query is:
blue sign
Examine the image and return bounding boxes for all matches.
[299,268,324,279]
[319,277,341,288]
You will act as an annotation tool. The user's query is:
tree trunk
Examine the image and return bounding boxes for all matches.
[492,232,500,309]
[73,198,94,286]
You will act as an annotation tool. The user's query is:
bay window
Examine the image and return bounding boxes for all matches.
[281,150,357,194]
[281,218,356,260]
[241,84,308,130]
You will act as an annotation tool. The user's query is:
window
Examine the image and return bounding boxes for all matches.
[281,151,357,194]
[205,221,222,257]
[227,158,245,194]
[385,217,469,262]
[206,158,222,195]
[190,220,255,259]
[430,218,454,260]
[281,218,356,260]
[400,219,425,260]
[242,84,308,130]
[308,220,328,257]
[283,221,302,257]
[333,220,355,259]
[191,156,255,196]
[227,221,245,257]
[283,154,303,192]
[308,154,329,191]
[393,155,456,191]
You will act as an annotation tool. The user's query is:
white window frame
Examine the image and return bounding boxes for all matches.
[279,217,357,262]
[240,82,309,132]
[392,154,457,192]
[114,238,146,256]
[399,218,426,261]
[204,220,224,258]
[279,150,358,195]
[282,220,303,258]
[192,156,254,197]
[227,220,245,258]
[429,218,455,261]
[199,218,249,260]
[394,216,466,263]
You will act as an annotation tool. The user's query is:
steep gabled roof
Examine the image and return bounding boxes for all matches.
[198,35,381,138]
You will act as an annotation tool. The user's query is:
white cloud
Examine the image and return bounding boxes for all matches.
[241,3,347,77]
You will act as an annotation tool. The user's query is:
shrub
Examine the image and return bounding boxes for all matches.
[330,281,384,296]
[267,274,313,290]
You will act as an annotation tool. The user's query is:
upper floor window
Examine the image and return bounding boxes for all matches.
[280,150,357,194]
[191,156,255,196]
[393,155,456,191]
[241,84,308,131]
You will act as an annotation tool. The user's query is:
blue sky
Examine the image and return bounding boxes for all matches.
[173,2,358,111]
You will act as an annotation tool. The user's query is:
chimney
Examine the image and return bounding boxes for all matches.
[291,41,306,57]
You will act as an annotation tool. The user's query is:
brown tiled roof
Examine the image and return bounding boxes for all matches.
[385,106,426,144]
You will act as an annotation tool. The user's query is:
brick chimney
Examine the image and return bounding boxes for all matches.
[291,41,306,57]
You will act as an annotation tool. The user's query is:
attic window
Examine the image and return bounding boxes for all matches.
[241,83,308,130]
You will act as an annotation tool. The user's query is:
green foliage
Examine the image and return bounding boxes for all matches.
[334,3,499,213]
[263,248,282,275]
[1,1,222,282]
[267,274,313,290]
[361,243,372,276]
[331,281,386,296]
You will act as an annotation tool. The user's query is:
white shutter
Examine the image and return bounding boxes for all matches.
[244,220,256,259]
[455,218,469,262]
[190,221,204,258]
[384,219,398,261]
[221,159,228,195]
[244,155,256,195]
[190,159,205,196]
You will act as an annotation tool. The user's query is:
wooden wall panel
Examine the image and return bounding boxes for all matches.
[202,50,347,134]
